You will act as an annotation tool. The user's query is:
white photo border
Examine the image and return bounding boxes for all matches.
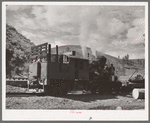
[2,2,149,121]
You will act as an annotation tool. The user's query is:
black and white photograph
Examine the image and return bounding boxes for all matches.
[2,2,148,121]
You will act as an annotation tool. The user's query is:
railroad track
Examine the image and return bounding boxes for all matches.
[6,90,92,97]
[6,93,44,97]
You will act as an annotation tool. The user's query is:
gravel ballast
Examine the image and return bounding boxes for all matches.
[6,93,145,110]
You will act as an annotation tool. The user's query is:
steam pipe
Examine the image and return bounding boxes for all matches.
[56,45,58,62]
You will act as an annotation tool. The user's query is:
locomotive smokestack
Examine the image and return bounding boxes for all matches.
[72,51,76,56]
[87,53,89,58]
[49,44,51,62]
[56,45,58,62]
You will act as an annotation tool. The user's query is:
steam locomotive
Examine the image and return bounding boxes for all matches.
[28,43,122,95]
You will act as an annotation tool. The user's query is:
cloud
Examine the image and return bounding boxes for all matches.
[14,14,39,30]
[31,6,80,27]
[6,5,145,59]
[21,30,46,45]
[21,30,38,39]
[6,5,30,11]
[21,31,37,38]
[109,18,128,36]
[51,41,67,48]
[126,18,145,44]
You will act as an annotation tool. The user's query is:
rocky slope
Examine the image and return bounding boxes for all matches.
[6,24,35,77]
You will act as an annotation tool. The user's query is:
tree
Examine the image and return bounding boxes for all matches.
[122,54,130,65]
[6,49,14,78]
[137,59,140,64]
[6,24,34,77]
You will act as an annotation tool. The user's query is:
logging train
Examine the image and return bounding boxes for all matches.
[28,43,122,96]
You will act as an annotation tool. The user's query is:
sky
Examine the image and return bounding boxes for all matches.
[6,5,145,59]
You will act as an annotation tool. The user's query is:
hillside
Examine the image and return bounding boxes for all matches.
[51,45,145,76]
[6,24,35,77]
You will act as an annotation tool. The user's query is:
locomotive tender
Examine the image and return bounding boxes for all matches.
[28,43,121,95]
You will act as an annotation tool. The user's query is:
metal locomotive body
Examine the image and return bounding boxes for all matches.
[88,56,121,94]
[28,43,121,95]
[28,43,89,95]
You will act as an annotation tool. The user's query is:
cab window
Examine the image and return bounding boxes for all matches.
[63,55,70,64]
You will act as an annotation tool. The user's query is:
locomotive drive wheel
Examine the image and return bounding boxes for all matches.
[53,87,60,96]
[61,81,69,96]
[89,80,98,94]
[91,90,96,94]
[61,87,69,95]
[98,83,106,95]
[90,84,97,94]
[98,86,105,95]
[90,85,98,94]
[58,81,69,96]
[44,80,69,96]
[111,82,122,94]
[98,89,104,94]
[54,86,68,96]
[46,86,60,96]
[44,86,54,96]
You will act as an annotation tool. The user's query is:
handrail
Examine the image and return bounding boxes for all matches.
[31,43,48,51]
